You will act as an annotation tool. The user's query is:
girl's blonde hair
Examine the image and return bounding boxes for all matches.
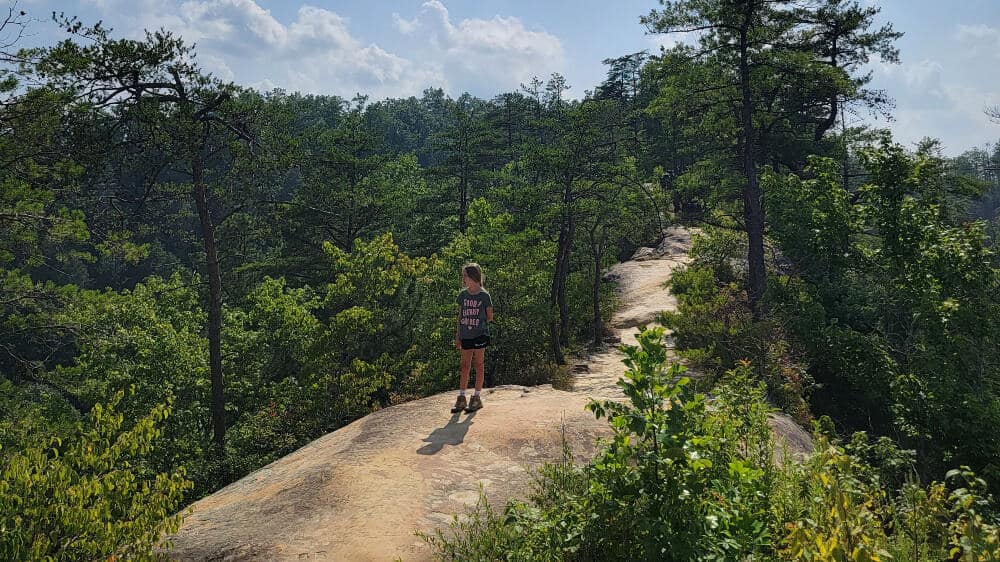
[463,262,484,285]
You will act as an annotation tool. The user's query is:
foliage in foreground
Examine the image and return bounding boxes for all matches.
[0,390,192,561]
[422,327,1000,561]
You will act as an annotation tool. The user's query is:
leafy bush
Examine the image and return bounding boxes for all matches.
[659,229,814,422]
[0,390,192,561]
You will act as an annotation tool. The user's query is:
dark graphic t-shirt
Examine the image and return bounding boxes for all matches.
[457,288,492,339]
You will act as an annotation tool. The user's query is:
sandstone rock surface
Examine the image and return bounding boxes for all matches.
[166,385,611,561]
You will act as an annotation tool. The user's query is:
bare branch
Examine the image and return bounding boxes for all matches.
[987,105,1000,124]
[0,2,31,63]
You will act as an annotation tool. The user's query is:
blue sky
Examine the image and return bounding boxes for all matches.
[11,0,1000,155]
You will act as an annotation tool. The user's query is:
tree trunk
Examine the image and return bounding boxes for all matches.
[505,97,514,152]
[841,109,851,191]
[739,7,766,321]
[549,204,574,365]
[591,232,604,348]
[558,208,575,347]
[815,93,839,142]
[549,229,568,364]
[548,314,565,365]
[192,150,226,452]
[549,225,566,366]
[459,171,468,233]
[815,38,840,142]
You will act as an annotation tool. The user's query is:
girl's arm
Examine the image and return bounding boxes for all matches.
[456,305,464,349]
[486,306,494,322]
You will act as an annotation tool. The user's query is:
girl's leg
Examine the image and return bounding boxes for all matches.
[459,349,473,391]
[473,348,486,392]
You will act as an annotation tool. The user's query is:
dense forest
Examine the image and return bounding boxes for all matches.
[2,0,999,559]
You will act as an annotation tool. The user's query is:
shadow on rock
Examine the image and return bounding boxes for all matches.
[417,411,477,455]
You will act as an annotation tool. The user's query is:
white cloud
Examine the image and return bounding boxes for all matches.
[397,0,565,95]
[873,58,948,109]
[863,22,1000,152]
[75,0,566,99]
[899,59,943,88]
[955,23,1000,59]
[249,77,275,92]
[197,1,440,97]
[142,0,446,98]
[197,52,235,81]
[86,0,446,98]
[867,52,1000,153]
[956,23,1000,42]
[391,13,418,35]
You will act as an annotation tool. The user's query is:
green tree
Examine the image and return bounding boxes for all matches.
[515,84,621,363]
[643,0,780,317]
[642,0,900,318]
[953,140,1000,222]
[488,91,534,162]
[27,20,278,451]
[1,10,93,425]
[579,157,659,347]
[431,93,500,233]
[595,51,649,161]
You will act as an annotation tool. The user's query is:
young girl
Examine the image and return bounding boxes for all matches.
[452,263,494,413]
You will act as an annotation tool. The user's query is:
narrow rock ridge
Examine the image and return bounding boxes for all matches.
[165,226,812,561]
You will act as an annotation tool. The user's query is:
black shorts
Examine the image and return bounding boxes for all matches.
[460,334,491,350]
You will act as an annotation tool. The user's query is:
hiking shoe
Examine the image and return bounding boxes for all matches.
[451,395,467,413]
[466,395,483,412]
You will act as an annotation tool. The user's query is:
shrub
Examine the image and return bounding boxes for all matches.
[0,389,192,561]
[659,229,814,421]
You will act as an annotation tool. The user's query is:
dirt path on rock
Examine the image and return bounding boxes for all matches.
[165,226,810,562]
[571,226,693,400]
